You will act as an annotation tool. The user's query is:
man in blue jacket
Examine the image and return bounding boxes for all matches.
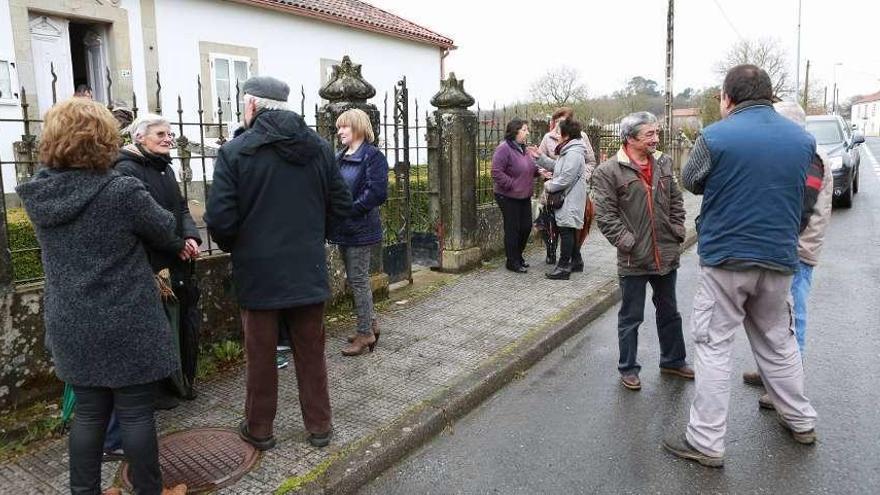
[663,65,818,467]
[205,76,352,450]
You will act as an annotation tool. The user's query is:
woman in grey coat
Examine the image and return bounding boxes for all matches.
[533,118,589,280]
[15,98,187,495]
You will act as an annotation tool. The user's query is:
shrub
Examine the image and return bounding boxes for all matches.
[5,208,43,282]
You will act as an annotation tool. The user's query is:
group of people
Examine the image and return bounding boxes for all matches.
[19,61,828,493]
[490,107,597,279]
[18,75,388,494]
[492,64,829,468]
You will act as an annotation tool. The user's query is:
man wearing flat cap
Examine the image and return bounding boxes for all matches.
[205,76,352,450]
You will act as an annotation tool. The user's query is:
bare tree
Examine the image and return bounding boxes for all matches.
[715,37,792,97]
[529,66,588,107]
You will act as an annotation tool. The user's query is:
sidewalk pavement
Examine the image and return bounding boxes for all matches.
[0,194,701,495]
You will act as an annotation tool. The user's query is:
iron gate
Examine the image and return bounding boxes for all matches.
[380,77,438,284]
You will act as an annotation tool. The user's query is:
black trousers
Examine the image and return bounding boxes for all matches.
[557,227,577,267]
[617,270,687,375]
[495,193,532,268]
[70,382,162,495]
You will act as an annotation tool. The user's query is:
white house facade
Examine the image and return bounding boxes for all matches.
[1,0,454,194]
[852,91,880,137]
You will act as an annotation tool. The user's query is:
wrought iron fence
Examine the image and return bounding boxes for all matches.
[0,70,319,285]
[474,103,549,206]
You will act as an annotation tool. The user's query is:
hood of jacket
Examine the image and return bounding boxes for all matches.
[558,139,587,157]
[237,109,325,166]
[15,168,119,228]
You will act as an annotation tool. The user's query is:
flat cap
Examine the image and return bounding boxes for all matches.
[242,76,290,102]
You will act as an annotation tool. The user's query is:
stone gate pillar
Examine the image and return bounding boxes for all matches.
[317,56,387,296]
[428,73,481,273]
[316,56,380,148]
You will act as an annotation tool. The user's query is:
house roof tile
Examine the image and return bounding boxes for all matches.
[672,108,701,117]
[853,91,880,105]
[232,0,455,49]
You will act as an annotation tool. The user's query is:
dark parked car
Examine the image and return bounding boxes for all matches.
[805,115,865,208]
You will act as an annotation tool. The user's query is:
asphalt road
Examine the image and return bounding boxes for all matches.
[361,139,880,495]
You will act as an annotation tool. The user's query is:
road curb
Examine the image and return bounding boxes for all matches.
[286,232,698,495]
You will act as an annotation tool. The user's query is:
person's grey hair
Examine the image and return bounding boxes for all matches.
[244,94,290,112]
[773,101,806,128]
[619,111,659,142]
[129,113,170,140]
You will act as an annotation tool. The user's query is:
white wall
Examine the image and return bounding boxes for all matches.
[1,0,22,195]
[152,0,442,169]
[852,101,880,137]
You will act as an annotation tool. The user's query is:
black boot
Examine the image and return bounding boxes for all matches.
[571,254,584,272]
[545,253,557,265]
[545,264,571,280]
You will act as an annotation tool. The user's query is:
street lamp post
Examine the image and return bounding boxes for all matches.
[832,62,843,114]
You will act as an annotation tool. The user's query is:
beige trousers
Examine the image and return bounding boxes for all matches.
[686,265,817,456]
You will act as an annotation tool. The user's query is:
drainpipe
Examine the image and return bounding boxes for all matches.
[440,48,451,80]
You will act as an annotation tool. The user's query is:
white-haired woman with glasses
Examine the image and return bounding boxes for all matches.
[115,114,203,408]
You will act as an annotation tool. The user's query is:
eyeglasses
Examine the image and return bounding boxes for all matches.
[152,131,176,141]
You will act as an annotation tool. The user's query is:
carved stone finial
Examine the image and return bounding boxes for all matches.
[431,73,475,110]
[318,56,376,103]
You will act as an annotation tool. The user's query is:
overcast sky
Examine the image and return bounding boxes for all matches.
[369,0,880,106]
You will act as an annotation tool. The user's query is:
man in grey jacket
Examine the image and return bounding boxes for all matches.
[592,111,692,391]
[742,101,834,409]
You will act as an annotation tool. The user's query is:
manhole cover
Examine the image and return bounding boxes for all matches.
[120,428,259,493]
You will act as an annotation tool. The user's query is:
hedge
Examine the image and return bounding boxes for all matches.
[6,208,43,282]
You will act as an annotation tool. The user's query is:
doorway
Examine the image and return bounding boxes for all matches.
[69,21,109,104]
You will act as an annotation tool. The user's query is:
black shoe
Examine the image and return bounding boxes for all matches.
[238,420,276,451]
[571,262,584,272]
[506,263,528,274]
[308,429,333,448]
[662,434,724,468]
[545,266,571,280]
[545,254,556,265]
[520,259,530,268]
[153,393,180,411]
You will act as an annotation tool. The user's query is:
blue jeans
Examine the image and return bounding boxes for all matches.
[791,262,814,356]
[617,270,687,375]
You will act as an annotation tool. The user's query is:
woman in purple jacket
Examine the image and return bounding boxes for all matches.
[328,109,389,356]
[491,119,545,273]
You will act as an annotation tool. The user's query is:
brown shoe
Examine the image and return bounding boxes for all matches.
[621,374,641,390]
[660,365,695,380]
[342,333,377,356]
[776,414,817,445]
[162,485,188,495]
[758,393,775,410]
[742,371,764,387]
[347,321,380,343]
[662,434,724,468]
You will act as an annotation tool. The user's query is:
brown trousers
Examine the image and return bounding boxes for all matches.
[241,302,332,438]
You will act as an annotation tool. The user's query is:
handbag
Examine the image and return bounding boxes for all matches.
[546,165,584,210]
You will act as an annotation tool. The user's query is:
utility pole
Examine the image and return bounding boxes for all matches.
[795,0,802,101]
[802,60,810,111]
[823,86,828,113]
[832,83,837,114]
[664,0,674,148]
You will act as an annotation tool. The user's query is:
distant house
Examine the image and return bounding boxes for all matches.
[851,91,880,137]
[1,0,454,193]
[670,107,702,134]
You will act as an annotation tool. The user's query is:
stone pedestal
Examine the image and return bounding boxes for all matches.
[428,74,481,273]
[316,56,380,149]
[317,56,387,294]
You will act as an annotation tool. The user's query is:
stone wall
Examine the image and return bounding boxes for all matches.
[476,204,505,259]
[0,245,372,412]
